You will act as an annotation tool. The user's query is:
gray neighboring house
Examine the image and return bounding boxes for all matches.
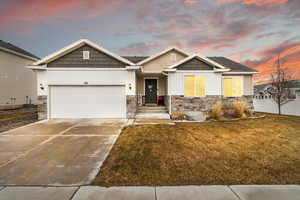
[254,80,300,116]
[0,40,39,109]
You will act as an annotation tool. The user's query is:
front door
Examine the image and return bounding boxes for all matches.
[145,79,157,104]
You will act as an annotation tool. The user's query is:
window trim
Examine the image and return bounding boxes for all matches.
[222,76,243,97]
[184,75,206,97]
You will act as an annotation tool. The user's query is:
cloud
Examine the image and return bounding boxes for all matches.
[181,0,198,4]
[243,38,300,84]
[118,42,162,56]
[219,0,289,6]
[0,0,125,27]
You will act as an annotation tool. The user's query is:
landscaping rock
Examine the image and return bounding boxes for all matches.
[186,111,206,121]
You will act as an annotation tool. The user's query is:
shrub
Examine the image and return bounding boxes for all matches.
[171,112,187,120]
[210,102,223,120]
[232,101,249,118]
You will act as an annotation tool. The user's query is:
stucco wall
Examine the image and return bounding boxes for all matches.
[243,75,253,95]
[0,50,37,105]
[36,69,136,96]
[142,50,187,73]
[168,71,223,96]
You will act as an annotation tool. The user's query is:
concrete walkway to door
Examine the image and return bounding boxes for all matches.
[0,119,131,186]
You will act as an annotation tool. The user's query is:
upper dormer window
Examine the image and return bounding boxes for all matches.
[170,53,177,61]
[83,51,90,60]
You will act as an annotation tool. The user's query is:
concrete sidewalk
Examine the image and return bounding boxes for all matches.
[0,185,299,200]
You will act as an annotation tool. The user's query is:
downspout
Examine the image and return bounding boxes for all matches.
[162,71,172,114]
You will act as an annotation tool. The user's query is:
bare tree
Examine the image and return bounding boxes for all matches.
[267,54,292,115]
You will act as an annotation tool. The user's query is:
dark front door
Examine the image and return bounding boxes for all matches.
[145,79,157,104]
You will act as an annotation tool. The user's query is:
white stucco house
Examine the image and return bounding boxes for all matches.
[28,39,258,119]
[0,40,39,109]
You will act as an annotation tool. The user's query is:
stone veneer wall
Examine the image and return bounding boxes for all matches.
[164,95,170,113]
[170,95,254,113]
[37,95,47,120]
[126,95,137,118]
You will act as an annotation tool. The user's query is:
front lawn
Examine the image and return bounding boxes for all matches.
[93,114,300,186]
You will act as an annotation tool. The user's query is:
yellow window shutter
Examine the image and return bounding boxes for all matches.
[184,76,195,97]
[232,78,242,96]
[195,76,205,97]
[224,78,232,97]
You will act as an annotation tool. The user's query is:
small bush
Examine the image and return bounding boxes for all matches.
[210,102,223,120]
[171,112,187,120]
[232,101,249,118]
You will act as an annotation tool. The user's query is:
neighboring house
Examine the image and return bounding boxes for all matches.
[0,40,39,108]
[28,39,258,119]
[254,80,300,116]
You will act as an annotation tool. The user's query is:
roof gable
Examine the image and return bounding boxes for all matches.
[47,44,127,68]
[176,57,214,70]
[137,47,189,65]
[34,39,134,66]
[168,54,227,70]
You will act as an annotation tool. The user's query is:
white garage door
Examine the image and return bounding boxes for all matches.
[49,85,126,118]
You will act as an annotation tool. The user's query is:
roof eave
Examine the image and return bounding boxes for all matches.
[34,39,135,66]
[223,71,260,74]
[27,65,47,70]
[0,46,39,61]
[126,65,141,70]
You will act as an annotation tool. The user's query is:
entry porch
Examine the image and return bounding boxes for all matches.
[136,73,168,107]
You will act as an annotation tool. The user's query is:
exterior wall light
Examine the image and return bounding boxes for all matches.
[40,84,44,90]
[129,83,132,90]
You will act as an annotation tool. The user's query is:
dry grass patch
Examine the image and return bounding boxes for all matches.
[93,114,300,186]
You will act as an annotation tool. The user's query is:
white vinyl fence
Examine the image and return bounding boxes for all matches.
[253,92,300,116]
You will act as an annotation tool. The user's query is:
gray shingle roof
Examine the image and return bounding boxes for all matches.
[0,40,39,60]
[208,57,258,73]
[122,56,149,64]
[123,55,257,73]
[255,79,300,91]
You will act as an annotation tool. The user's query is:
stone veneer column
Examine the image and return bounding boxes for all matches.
[37,95,47,120]
[126,95,137,118]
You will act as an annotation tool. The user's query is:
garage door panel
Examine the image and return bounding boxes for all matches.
[50,86,126,118]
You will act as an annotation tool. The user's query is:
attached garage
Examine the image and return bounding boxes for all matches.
[49,85,126,118]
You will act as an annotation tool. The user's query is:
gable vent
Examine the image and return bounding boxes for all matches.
[83,51,90,60]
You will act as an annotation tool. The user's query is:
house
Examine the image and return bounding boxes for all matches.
[28,39,258,119]
[0,40,39,109]
[254,80,300,116]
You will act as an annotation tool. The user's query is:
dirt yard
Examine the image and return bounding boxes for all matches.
[0,107,38,133]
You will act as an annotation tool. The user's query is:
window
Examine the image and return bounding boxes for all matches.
[83,51,90,60]
[184,76,205,97]
[170,53,177,62]
[223,78,242,97]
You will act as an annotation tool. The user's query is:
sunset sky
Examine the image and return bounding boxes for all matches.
[0,0,299,84]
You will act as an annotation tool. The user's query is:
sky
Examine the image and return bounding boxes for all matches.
[0,0,300,84]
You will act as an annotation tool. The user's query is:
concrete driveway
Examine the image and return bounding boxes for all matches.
[0,119,129,186]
